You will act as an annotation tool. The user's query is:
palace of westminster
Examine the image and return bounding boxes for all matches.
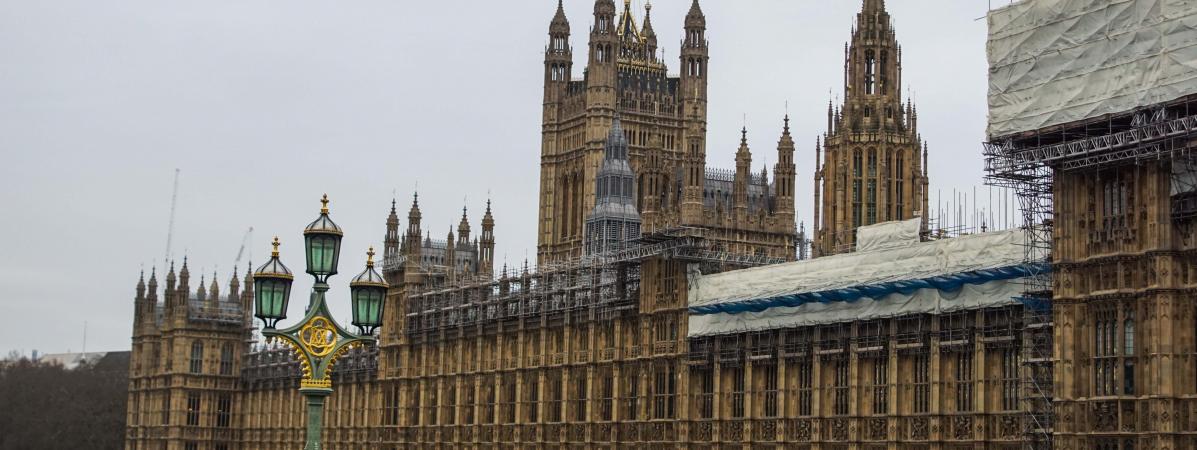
[124,1,1197,449]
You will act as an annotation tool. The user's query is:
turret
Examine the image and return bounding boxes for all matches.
[457,206,471,245]
[545,0,572,96]
[404,193,423,284]
[583,0,618,136]
[641,2,657,58]
[774,115,796,221]
[584,114,640,255]
[383,199,400,265]
[480,199,495,279]
[445,227,456,283]
[733,127,752,218]
[208,272,220,310]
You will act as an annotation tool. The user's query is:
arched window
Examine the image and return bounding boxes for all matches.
[864,50,876,95]
[189,341,203,374]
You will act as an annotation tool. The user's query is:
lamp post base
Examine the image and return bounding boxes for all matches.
[300,388,332,450]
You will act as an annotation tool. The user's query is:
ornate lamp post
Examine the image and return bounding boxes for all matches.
[253,195,386,450]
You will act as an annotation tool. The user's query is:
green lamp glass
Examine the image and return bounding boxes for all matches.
[253,236,294,329]
[304,194,343,283]
[349,247,388,335]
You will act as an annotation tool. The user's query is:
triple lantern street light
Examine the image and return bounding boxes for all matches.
[251,195,386,450]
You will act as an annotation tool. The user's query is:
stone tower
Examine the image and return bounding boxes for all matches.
[814,0,929,257]
[537,0,709,263]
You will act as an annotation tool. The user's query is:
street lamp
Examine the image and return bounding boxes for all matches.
[253,194,386,450]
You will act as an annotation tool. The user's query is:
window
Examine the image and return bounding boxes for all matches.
[1124,308,1136,395]
[955,353,974,412]
[696,368,714,419]
[502,374,516,423]
[184,442,197,450]
[833,360,849,415]
[797,360,813,416]
[574,374,587,421]
[161,392,171,425]
[189,341,204,374]
[913,355,930,413]
[729,366,746,418]
[1095,305,1116,396]
[383,385,400,426]
[219,343,233,376]
[624,373,639,420]
[216,394,231,428]
[762,363,779,417]
[526,375,540,423]
[1001,348,1019,411]
[865,50,876,95]
[600,371,614,421]
[547,370,562,423]
[871,358,888,415]
[651,364,676,419]
[186,392,200,426]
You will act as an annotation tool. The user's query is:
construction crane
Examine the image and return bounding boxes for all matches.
[164,169,180,264]
[233,227,254,268]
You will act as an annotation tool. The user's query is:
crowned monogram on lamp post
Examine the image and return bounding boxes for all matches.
[252,195,387,450]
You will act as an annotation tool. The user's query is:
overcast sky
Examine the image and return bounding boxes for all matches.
[0,0,1001,356]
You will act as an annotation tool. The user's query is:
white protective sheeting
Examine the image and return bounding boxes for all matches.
[856,218,922,252]
[986,0,1197,139]
[688,228,1027,337]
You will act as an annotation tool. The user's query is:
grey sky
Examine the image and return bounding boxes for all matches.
[0,0,995,355]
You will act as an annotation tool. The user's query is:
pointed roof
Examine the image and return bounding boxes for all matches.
[550,0,569,34]
[685,0,705,28]
[458,205,471,235]
[778,115,795,148]
[617,0,642,43]
[641,2,656,39]
[408,192,422,222]
[482,198,495,227]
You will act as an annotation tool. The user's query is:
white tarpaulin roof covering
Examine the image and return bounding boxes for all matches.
[987,0,1197,138]
[688,227,1036,337]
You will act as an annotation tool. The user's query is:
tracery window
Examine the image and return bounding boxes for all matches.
[871,358,888,415]
[219,343,233,375]
[574,373,587,421]
[955,353,974,412]
[833,360,849,415]
[913,354,930,413]
[761,362,779,417]
[216,394,231,428]
[652,364,676,419]
[865,50,877,95]
[695,368,714,419]
[189,341,203,374]
[1001,348,1019,411]
[797,359,813,416]
[186,391,200,426]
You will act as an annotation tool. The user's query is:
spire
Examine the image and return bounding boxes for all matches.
[228,266,240,302]
[208,271,220,305]
[196,273,207,303]
[148,267,158,295]
[685,0,706,28]
[550,0,569,34]
[407,192,422,236]
[166,260,177,291]
[642,2,656,39]
[458,205,471,243]
[136,271,146,300]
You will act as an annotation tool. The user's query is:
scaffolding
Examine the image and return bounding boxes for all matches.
[402,227,786,341]
[984,94,1197,450]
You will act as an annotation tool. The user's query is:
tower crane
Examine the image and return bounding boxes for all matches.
[233,227,254,268]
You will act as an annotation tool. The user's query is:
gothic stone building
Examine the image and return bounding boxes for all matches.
[121,1,1180,449]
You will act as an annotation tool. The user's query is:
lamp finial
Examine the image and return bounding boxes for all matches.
[320,194,330,214]
[367,246,375,267]
[272,236,281,257]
